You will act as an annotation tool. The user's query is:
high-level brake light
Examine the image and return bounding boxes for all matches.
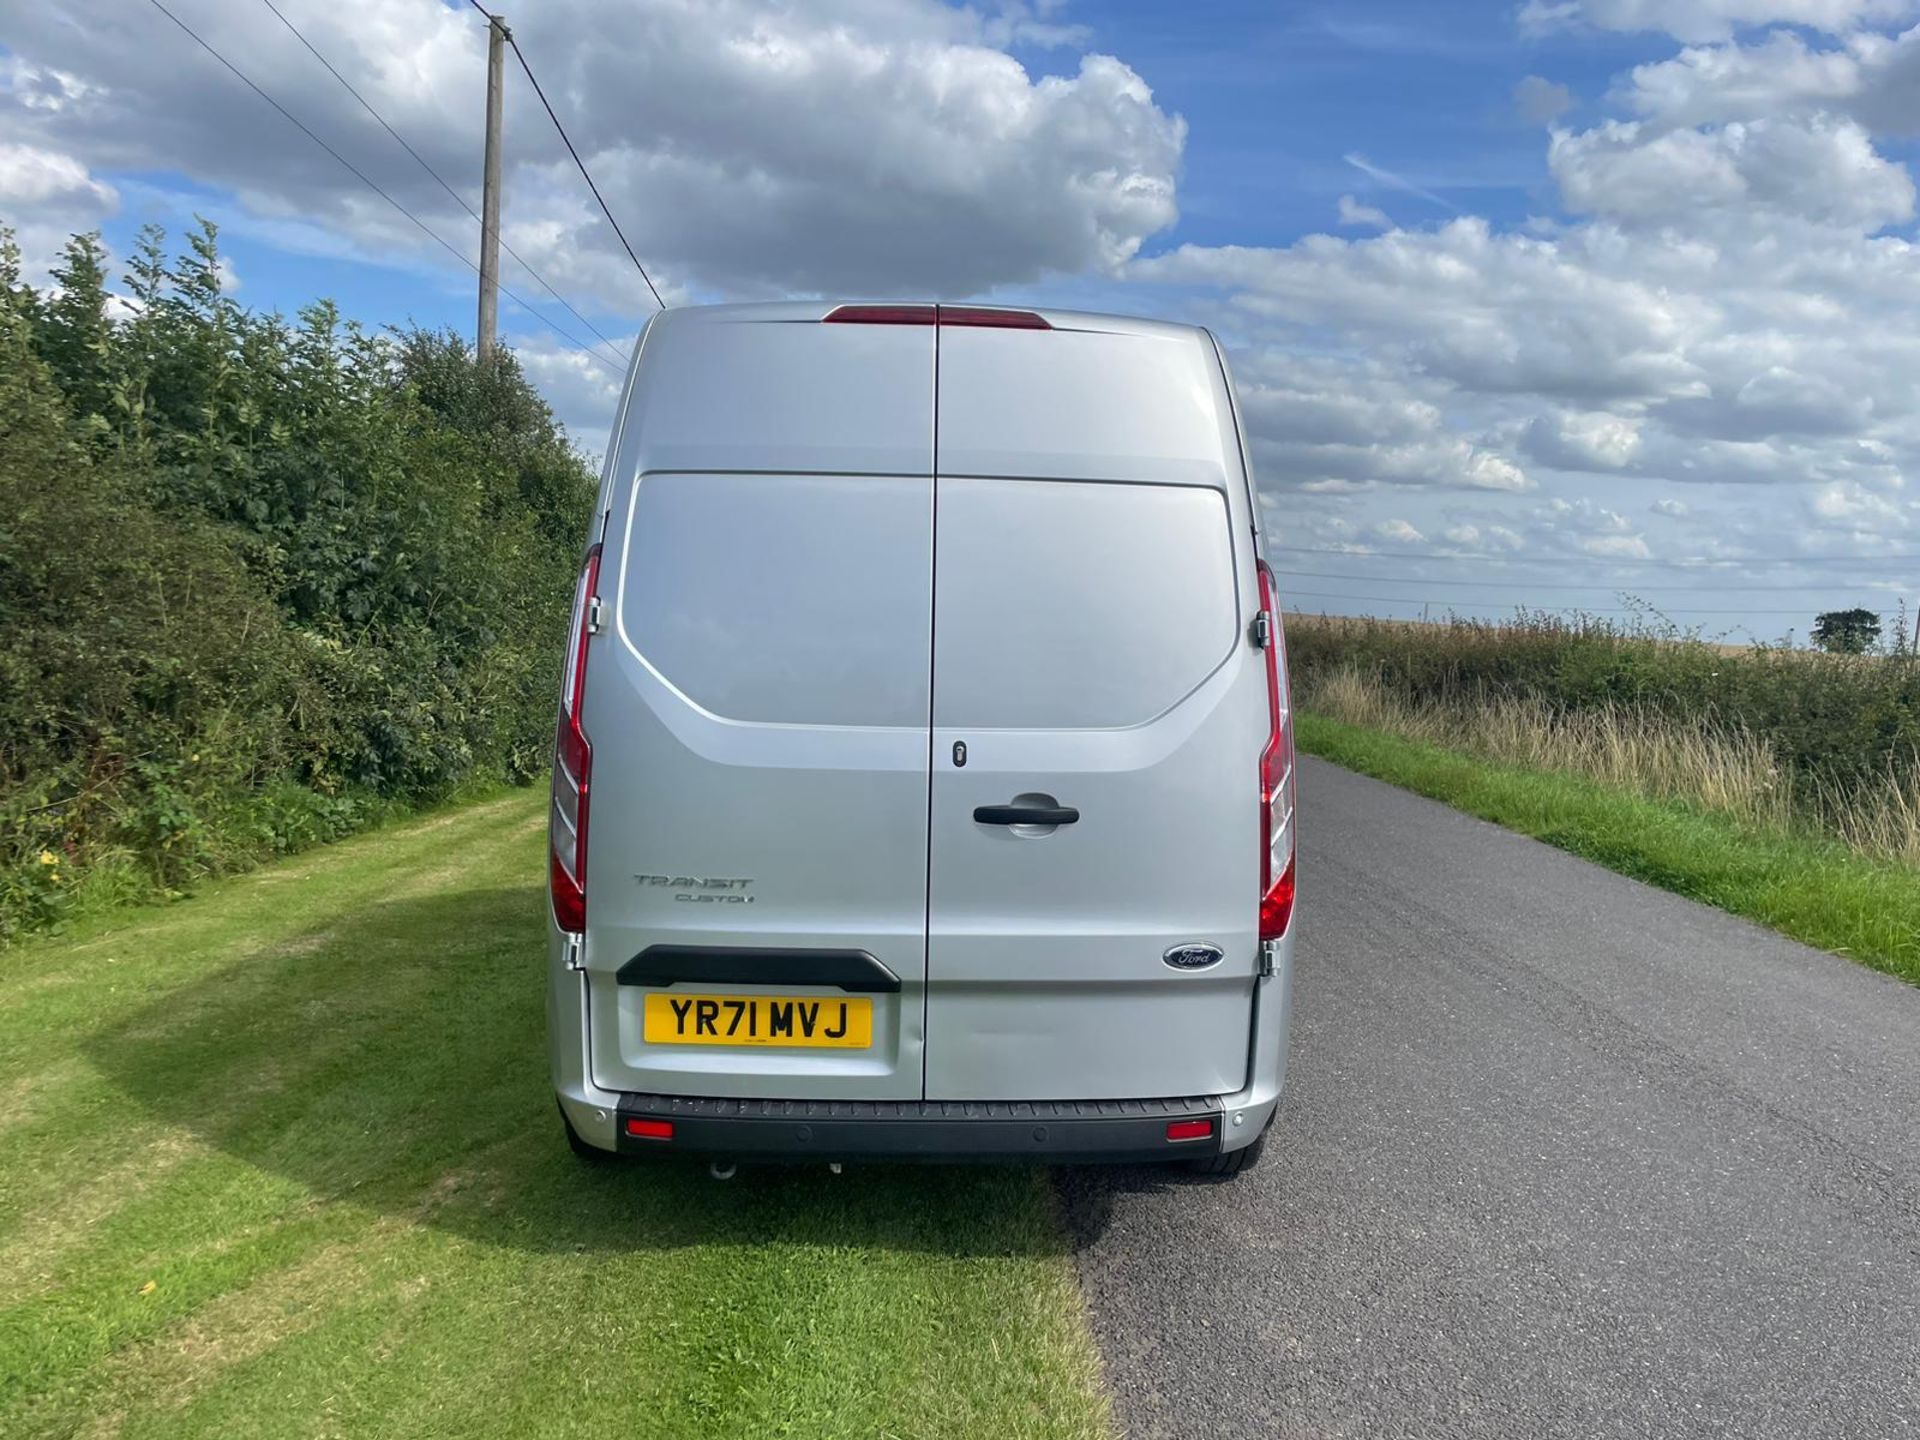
[1258,562,1297,942]
[822,304,1051,330]
[939,305,1051,329]
[822,304,937,325]
[550,543,601,934]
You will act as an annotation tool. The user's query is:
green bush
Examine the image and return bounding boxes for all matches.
[0,222,596,940]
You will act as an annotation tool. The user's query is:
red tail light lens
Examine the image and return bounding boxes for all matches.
[624,1117,673,1141]
[1166,1118,1215,1142]
[550,543,601,934]
[1258,562,1296,942]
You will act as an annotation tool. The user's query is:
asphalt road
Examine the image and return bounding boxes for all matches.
[1058,756,1920,1439]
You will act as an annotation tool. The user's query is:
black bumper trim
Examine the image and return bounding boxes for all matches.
[613,1092,1226,1162]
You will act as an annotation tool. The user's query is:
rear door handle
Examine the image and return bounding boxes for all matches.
[973,804,1079,826]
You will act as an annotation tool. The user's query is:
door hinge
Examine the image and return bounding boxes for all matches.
[1249,612,1271,649]
[565,934,585,971]
[1257,940,1277,978]
[586,596,605,634]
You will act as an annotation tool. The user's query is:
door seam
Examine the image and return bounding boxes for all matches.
[920,314,941,1102]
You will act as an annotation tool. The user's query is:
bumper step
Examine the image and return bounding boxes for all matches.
[613,1092,1227,1162]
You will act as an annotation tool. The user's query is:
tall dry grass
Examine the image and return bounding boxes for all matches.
[1302,664,1920,867]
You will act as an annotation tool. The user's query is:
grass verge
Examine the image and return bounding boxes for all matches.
[1298,711,1920,987]
[0,792,1109,1439]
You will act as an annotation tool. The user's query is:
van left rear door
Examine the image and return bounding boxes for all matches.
[579,309,935,1102]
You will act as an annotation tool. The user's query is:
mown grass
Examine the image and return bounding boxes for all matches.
[0,792,1109,1439]
[1298,712,1920,987]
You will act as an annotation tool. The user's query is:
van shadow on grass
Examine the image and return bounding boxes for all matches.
[86,882,1081,1260]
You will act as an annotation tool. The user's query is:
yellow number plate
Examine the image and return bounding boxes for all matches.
[642,993,873,1049]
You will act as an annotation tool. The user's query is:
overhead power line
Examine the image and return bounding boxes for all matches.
[142,0,622,374]
[257,0,627,369]
[466,0,665,310]
[1271,543,1920,570]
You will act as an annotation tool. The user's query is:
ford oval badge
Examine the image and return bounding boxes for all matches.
[1163,943,1225,972]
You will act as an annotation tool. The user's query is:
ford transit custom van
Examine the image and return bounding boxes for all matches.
[548,302,1296,1174]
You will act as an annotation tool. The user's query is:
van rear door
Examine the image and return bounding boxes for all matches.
[925,317,1266,1101]
[579,308,934,1102]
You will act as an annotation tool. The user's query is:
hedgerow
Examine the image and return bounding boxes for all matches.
[0,221,596,939]
[1286,610,1920,824]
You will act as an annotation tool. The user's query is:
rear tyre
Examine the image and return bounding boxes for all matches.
[560,1105,618,1164]
[1186,1130,1265,1177]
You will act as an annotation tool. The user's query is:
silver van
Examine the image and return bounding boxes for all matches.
[547,302,1296,1174]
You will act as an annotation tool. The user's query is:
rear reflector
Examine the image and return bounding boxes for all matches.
[625,1118,674,1141]
[821,304,1050,330]
[1166,1118,1214,1142]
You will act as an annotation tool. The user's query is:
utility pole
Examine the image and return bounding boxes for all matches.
[476,11,508,364]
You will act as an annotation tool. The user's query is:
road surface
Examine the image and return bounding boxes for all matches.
[1058,756,1920,1439]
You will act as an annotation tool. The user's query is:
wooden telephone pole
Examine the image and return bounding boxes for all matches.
[476,12,508,363]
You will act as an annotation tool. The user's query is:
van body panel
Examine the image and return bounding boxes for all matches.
[612,303,932,476]
[935,321,1243,487]
[577,312,935,1102]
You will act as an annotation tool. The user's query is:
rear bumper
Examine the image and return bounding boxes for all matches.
[609,1093,1226,1163]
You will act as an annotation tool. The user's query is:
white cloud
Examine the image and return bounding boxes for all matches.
[1616,25,1920,135]
[1371,518,1429,545]
[1549,113,1914,231]
[1522,410,1645,470]
[0,142,115,211]
[0,0,1184,305]
[1337,194,1391,228]
[1518,0,1919,42]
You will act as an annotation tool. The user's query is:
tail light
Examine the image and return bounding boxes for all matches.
[550,543,601,933]
[1258,562,1296,941]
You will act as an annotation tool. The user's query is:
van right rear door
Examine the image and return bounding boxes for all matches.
[923,315,1268,1102]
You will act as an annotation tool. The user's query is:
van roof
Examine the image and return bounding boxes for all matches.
[607,301,1243,487]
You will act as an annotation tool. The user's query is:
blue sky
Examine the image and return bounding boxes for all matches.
[6,0,1920,643]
